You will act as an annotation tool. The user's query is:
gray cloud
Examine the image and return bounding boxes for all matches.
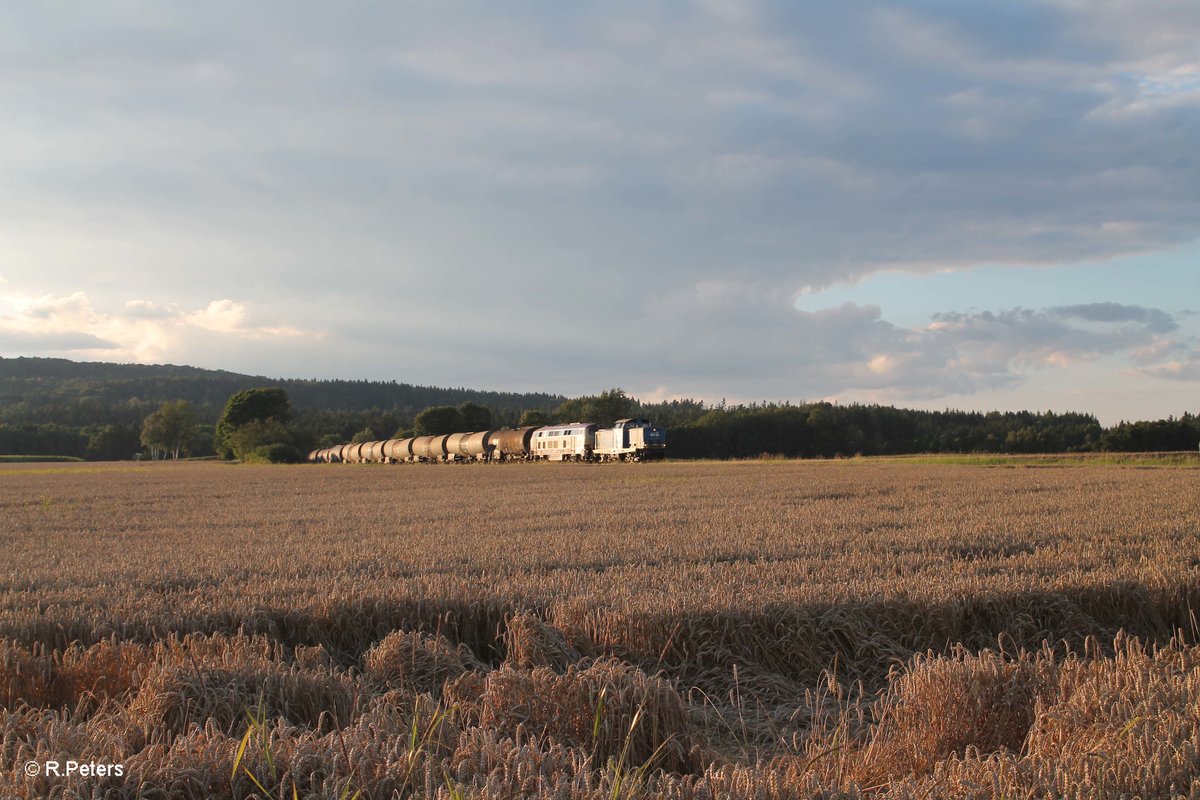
[0,2,1197,413]
[1051,302,1178,333]
[618,294,1190,402]
[3,3,1198,294]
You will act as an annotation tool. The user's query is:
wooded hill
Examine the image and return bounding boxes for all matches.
[0,357,564,426]
[0,357,565,459]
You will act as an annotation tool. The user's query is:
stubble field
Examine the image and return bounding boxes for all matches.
[3,459,1200,798]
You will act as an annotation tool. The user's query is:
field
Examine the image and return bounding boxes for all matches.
[3,459,1200,798]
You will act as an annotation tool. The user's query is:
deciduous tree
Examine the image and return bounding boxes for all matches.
[140,400,198,460]
[458,401,493,431]
[215,387,291,458]
[413,406,462,436]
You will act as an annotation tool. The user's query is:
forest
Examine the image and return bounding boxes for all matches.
[0,356,1196,460]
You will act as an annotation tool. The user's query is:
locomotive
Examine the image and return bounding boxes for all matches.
[308,417,667,464]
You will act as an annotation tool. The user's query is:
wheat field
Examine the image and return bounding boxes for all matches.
[3,459,1199,798]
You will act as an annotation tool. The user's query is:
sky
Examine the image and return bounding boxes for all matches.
[1,1,1197,425]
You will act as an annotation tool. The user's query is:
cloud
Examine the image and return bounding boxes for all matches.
[2,2,1198,299]
[0,329,116,351]
[0,2,1196,418]
[0,291,316,362]
[123,299,176,319]
[1051,302,1177,333]
[1134,348,1200,381]
[616,286,1194,401]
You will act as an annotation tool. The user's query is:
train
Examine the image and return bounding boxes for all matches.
[307,417,667,464]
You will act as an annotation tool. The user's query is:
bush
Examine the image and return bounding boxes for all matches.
[242,443,304,464]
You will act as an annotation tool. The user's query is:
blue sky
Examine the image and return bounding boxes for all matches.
[1,1,1197,424]
[795,244,1200,329]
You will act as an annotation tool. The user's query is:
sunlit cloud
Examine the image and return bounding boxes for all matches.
[0,291,317,363]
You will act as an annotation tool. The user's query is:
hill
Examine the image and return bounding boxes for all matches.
[0,356,567,459]
[0,356,564,426]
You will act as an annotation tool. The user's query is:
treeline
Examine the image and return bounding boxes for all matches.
[540,391,1198,458]
[0,358,1196,460]
[661,404,1197,458]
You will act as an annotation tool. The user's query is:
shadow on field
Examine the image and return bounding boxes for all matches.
[4,580,1196,695]
[5,585,1200,798]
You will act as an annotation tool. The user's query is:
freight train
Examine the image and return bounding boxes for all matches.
[308,417,667,464]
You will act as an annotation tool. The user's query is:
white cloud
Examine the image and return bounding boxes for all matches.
[123,299,175,319]
[0,291,316,362]
[185,299,247,333]
[1134,348,1200,381]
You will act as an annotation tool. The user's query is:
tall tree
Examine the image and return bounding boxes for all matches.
[458,401,493,431]
[86,424,141,461]
[215,387,291,458]
[140,400,198,460]
[351,427,377,444]
[554,388,636,426]
[518,409,550,427]
[592,388,635,426]
[413,406,462,436]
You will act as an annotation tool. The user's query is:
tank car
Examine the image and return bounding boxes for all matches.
[383,438,414,462]
[412,434,452,461]
[445,430,497,461]
[488,427,537,461]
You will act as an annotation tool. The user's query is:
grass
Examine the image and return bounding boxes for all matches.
[858,450,1200,467]
[3,459,1200,797]
[0,454,84,463]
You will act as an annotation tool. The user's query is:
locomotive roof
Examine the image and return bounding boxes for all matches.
[536,422,596,432]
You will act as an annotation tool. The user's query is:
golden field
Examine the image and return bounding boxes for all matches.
[2,459,1199,798]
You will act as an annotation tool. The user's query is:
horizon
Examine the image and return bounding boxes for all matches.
[1,3,1197,425]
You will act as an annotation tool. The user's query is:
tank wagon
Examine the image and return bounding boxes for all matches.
[312,418,666,464]
[383,438,413,462]
[490,426,538,461]
[410,434,447,461]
